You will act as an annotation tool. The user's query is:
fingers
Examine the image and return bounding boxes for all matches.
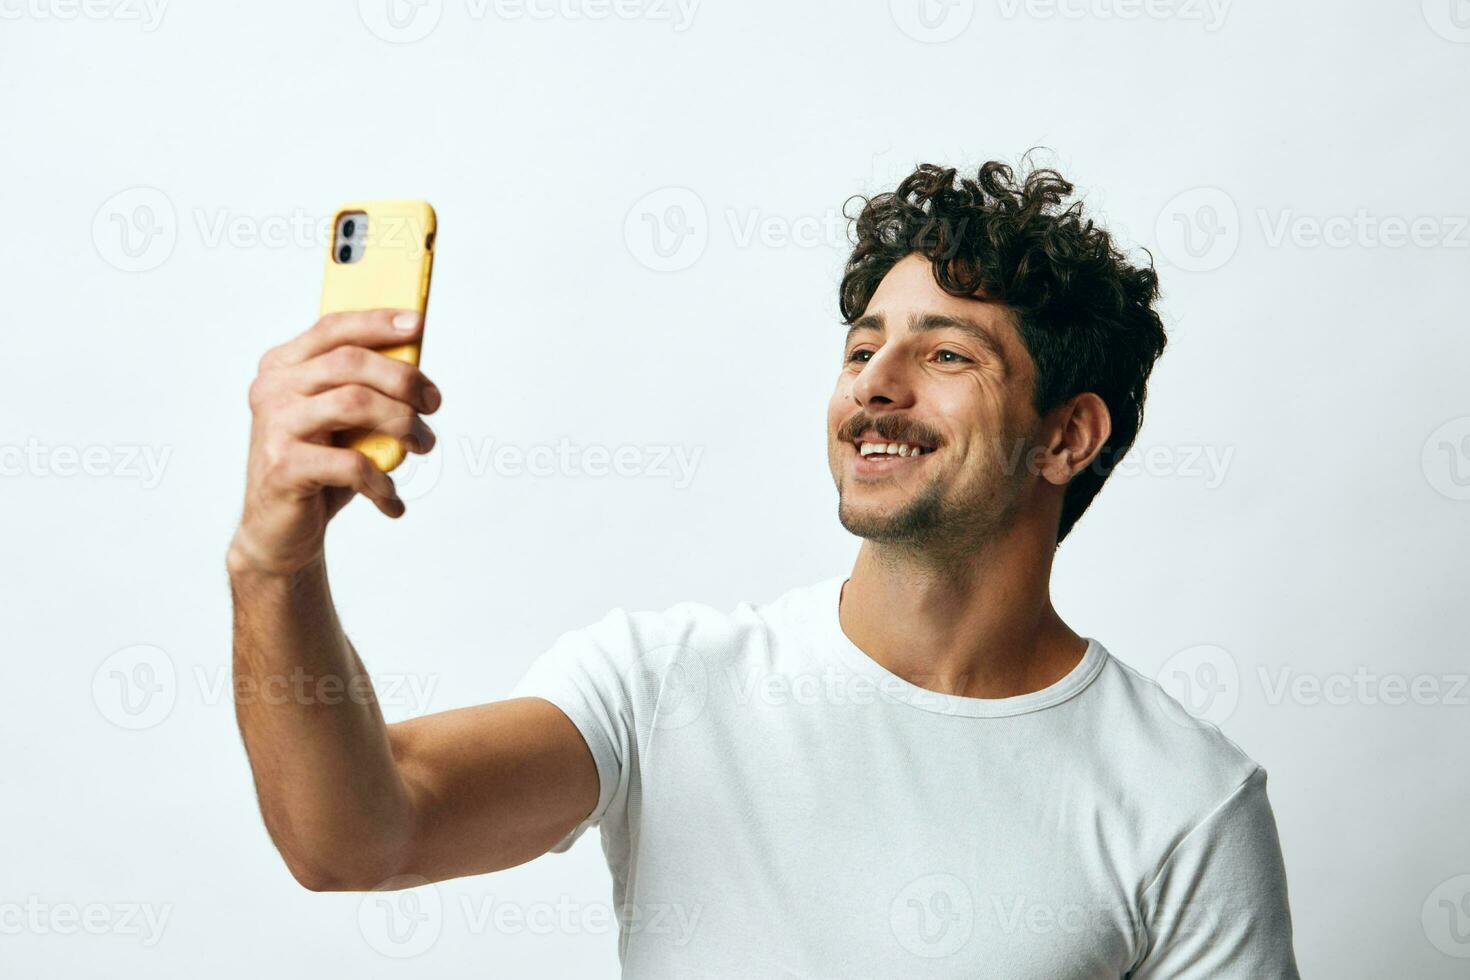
[285,344,441,415]
[287,385,436,449]
[245,309,437,523]
[267,309,424,369]
[283,443,405,518]
[355,413,438,455]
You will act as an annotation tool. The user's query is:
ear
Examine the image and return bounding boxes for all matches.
[1037,393,1112,487]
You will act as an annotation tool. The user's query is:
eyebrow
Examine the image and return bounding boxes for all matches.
[846,311,1009,374]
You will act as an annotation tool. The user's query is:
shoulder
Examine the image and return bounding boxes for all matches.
[534,576,836,684]
[509,579,835,747]
[1077,646,1269,832]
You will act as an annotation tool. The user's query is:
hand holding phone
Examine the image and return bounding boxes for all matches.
[226,201,440,578]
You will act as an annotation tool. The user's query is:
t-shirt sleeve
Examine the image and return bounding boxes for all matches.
[508,608,643,853]
[1129,766,1300,979]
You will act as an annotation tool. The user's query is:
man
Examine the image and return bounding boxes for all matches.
[229,160,1298,977]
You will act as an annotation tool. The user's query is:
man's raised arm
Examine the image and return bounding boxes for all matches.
[226,310,598,891]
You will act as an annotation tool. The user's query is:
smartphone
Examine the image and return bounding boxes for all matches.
[321,199,437,473]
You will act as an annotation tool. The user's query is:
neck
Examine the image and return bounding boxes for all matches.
[838,506,1086,699]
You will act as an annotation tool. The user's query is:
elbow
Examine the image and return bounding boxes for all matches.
[286,861,351,893]
[278,846,403,893]
[255,780,421,892]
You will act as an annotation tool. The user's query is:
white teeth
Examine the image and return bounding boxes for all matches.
[858,441,928,457]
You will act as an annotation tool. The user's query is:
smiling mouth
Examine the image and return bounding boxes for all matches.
[850,439,934,479]
[850,431,938,462]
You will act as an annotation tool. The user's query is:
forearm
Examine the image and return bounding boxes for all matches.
[229,553,415,890]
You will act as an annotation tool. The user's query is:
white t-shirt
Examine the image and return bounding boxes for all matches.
[510,576,1299,979]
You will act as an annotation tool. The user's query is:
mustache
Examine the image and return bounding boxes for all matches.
[838,412,945,448]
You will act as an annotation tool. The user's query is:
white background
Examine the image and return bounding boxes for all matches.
[3,0,1469,975]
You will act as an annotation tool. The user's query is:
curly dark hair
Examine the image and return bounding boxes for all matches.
[839,158,1168,543]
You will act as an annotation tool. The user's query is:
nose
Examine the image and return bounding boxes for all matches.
[851,346,917,412]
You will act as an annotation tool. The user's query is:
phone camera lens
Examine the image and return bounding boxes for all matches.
[338,244,353,263]
[342,219,356,238]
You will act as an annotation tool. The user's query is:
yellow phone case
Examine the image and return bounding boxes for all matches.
[320,199,436,473]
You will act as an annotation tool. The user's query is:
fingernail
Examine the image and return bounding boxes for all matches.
[392,311,421,332]
[423,385,441,412]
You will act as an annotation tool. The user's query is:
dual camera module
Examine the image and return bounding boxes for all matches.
[332,209,435,264]
[334,212,368,264]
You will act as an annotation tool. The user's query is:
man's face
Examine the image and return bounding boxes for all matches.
[826,254,1042,548]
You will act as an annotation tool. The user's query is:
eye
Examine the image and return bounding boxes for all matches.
[935,349,972,364]
[847,348,875,364]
